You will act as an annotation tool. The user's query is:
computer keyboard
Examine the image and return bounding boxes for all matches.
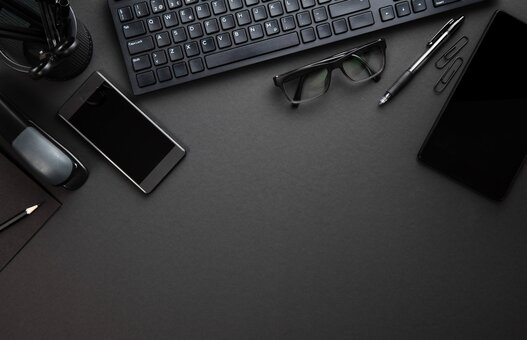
[108,0,486,95]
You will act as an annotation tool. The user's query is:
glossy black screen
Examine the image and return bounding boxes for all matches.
[70,82,175,183]
[419,12,527,200]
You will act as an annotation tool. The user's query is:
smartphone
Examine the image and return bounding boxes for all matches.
[58,71,185,194]
[418,11,527,201]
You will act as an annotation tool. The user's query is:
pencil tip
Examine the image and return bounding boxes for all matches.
[26,204,40,215]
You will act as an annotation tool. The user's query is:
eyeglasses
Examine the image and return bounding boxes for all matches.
[273,39,386,107]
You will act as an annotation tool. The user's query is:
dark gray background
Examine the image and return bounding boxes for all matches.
[1,0,527,338]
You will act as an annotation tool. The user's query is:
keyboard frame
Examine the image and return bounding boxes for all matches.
[108,0,487,95]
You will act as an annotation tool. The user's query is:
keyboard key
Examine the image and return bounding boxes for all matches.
[228,0,243,10]
[312,7,327,22]
[301,0,315,8]
[212,0,227,14]
[281,15,296,31]
[173,62,188,77]
[128,36,155,54]
[184,41,200,57]
[168,46,184,60]
[172,27,187,42]
[396,2,411,17]
[252,6,267,21]
[162,12,178,27]
[156,32,171,47]
[188,23,204,38]
[147,16,163,31]
[245,0,259,6]
[118,7,134,22]
[249,24,264,39]
[433,0,459,7]
[167,0,183,8]
[189,58,205,73]
[216,33,232,48]
[318,0,330,4]
[329,0,370,19]
[132,54,151,71]
[179,8,195,23]
[332,18,348,34]
[196,3,211,19]
[316,22,331,38]
[412,0,427,12]
[297,11,312,27]
[123,21,146,38]
[205,31,299,68]
[233,28,248,44]
[137,71,156,87]
[236,10,252,25]
[152,50,168,65]
[379,6,395,21]
[220,14,236,30]
[134,2,150,17]
[204,19,220,34]
[348,11,374,30]
[157,66,173,81]
[264,19,280,35]
[151,0,166,13]
[268,2,284,17]
[184,0,198,4]
[200,37,216,52]
[284,0,300,13]
[300,27,315,42]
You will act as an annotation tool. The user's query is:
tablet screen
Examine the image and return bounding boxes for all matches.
[419,11,527,200]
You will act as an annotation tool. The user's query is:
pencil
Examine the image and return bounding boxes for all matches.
[0,204,40,232]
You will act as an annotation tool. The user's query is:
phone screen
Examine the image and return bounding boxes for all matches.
[419,11,527,200]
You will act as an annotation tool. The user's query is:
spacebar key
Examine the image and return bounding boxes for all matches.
[205,32,300,69]
[329,0,370,18]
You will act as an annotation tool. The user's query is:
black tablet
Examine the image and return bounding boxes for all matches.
[418,11,527,201]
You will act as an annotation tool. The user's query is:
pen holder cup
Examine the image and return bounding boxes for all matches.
[0,0,93,80]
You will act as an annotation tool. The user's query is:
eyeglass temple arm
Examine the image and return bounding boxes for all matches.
[351,54,381,82]
[291,74,307,108]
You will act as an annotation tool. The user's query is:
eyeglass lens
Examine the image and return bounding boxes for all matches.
[281,44,384,103]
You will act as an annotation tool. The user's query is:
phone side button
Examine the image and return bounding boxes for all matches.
[137,71,157,87]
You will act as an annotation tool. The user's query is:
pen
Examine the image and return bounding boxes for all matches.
[379,16,465,106]
[0,204,40,233]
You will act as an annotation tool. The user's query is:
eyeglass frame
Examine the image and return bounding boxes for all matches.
[273,38,387,106]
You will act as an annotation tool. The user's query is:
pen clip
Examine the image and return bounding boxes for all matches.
[427,18,454,47]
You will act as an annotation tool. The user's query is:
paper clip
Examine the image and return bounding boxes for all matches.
[434,57,463,94]
[435,36,469,69]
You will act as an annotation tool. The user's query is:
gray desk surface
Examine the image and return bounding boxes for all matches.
[1,0,527,338]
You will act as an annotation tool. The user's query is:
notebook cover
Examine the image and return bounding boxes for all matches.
[0,151,61,272]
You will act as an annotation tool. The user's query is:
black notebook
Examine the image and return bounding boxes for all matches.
[0,152,61,271]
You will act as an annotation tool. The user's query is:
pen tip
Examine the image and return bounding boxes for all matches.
[379,92,391,106]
